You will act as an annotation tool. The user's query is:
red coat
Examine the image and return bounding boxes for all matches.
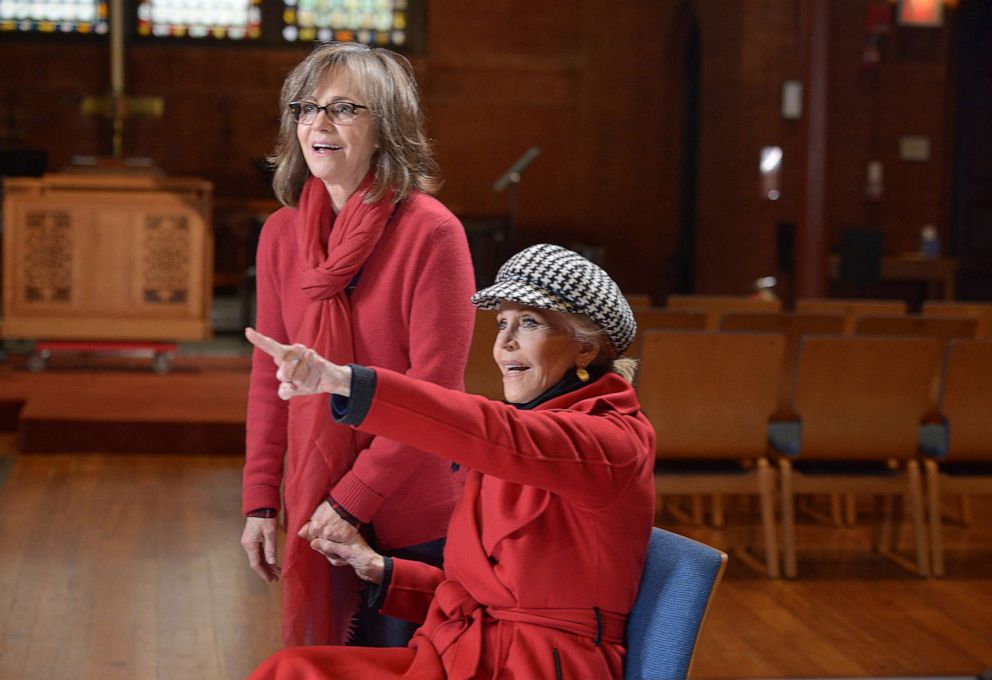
[244,192,475,546]
[251,369,656,679]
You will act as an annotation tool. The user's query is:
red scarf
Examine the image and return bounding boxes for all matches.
[281,175,395,646]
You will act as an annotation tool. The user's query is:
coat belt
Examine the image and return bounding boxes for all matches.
[429,580,627,680]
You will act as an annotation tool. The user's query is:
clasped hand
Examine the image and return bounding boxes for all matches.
[245,328,379,578]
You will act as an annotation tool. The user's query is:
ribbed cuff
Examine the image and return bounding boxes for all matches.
[242,484,281,516]
[330,471,385,524]
[330,365,377,426]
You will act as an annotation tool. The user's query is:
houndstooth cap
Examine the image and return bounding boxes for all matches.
[471,244,636,355]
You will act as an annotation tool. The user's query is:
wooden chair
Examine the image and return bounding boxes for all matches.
[718,312,845,420]
[855,313,979,416]
[625,527,727,680]
[463,310,504,400]
[795,298,906,335]
[718,312,847,529]
[769,336,941,577]
[629,308,707,361]
[665,295,781,330]
[815,314,975,529]
[921,339,992,576]
[638,331,784,577]
[922,301,992,338]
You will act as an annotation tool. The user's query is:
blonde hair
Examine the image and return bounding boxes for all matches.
[269,41,441,207]
[554,310,638,383]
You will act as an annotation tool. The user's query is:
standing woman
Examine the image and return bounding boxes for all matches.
[240,42,475,648]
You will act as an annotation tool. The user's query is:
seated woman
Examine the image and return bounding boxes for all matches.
[246,243,656,680]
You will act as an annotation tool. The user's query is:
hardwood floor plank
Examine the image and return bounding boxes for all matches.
[0,453,281,680]
[1,450,990,679]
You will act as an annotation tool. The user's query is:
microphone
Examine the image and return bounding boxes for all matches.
[493,146,541,192]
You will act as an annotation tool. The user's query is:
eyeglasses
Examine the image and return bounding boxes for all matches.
[288,100,369,126]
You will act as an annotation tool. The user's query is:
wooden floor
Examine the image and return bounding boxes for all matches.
[0,435,990,679]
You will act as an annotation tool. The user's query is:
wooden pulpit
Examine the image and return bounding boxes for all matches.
[2,173,213,342]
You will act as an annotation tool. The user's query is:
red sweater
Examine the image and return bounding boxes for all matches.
[243,191,475,548]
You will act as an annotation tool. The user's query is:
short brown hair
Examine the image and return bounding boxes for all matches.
[269,42,441,207]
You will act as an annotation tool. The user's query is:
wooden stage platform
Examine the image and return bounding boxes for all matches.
[0,352,250,455]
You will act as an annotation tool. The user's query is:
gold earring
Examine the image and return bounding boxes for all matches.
[576,366,590,382]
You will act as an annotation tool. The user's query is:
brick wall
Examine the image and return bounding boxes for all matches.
[0,0,959,300]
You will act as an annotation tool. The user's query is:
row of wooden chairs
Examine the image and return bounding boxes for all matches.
[462,303,990,578]
[632,307,981,420]
[638,331,992,579]
[639,294,992,335]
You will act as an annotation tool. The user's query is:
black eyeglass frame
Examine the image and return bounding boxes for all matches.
[288,100,370,125]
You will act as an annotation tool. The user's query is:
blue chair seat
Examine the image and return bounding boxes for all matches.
[919,422,948,459]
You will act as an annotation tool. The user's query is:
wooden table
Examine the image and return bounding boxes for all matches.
[828,253,958,300]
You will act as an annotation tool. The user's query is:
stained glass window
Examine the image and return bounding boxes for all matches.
[136,0,262,40]
[0,0,108,34]
[281,0,410,47]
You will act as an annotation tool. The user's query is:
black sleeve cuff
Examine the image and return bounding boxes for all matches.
[366,556,394,610]
[330,364,377,426]
[327,495,361,528]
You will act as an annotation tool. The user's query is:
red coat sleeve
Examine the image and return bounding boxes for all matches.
[357,370,653,508]
[380,558,446,624]
[242,210,292,514]
[330,214,475,522]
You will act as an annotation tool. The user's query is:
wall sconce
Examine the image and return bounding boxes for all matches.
[761,146,783,201]
[865,160,884,201]
[781,81,803,120]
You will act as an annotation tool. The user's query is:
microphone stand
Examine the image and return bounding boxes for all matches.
[493,146,540,252]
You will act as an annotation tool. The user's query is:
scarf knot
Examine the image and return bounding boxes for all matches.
[297,176,394,301]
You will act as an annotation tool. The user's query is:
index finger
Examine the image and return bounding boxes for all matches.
[245,327,288,361]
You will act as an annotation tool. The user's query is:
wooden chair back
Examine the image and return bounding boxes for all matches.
[938,339,992,461]
[922,301,992,338]
[795,298,906,334]
[791,336,940,460]
[630,308,707,359]
[638,331,784,459]
[463,310,504,400]
[625,293,653,309]
[854,314,978,413]
[718,312,845,419]
[854,314,978,350]
[665,295,781,330]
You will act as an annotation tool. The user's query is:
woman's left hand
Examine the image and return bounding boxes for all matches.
[309,531,385,585]
[245,327,352,399]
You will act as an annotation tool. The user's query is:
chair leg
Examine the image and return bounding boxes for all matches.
[711,494,725,528]
[690,494,704,526]
[873,494,893,554]
[827,494,843,525]
[779,458,797,578]
[844,493,857,526]
[924,459,944,577]
[757,459,780,578]
[958,494,973,526]
[906,460,929,577]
